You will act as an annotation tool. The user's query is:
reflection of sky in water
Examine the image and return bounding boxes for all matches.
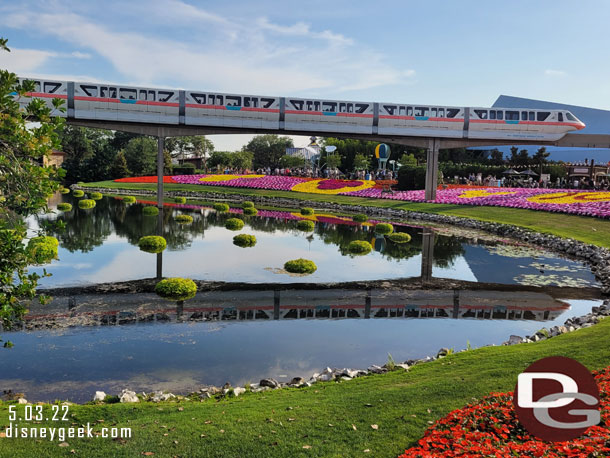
[0,299,600,403]
[29,196,597,288]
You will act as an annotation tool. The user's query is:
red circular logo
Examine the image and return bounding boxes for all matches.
[514,356,600,442]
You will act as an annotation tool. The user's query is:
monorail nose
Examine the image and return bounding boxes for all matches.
[576,121,586,130]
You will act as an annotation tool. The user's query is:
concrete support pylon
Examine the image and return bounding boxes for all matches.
[425,138,440,201]
[157,135,165,208]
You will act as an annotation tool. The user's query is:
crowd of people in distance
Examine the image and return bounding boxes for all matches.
[454,173,610,190]
[219,166,396,181]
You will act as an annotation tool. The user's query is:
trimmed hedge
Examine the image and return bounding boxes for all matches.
[213,203,230,212]
[172,163,196,175]
[225,218,245,230]
[347,240,372,255]
[122,196,137,204]
[78,199,96,209]
[59,188,70,194]
[57,203,72,212]
[284,258,317,274]
[352,214,368,223]
[233,234,257,247]
[138,235,167,253]
[300,207,314,216]
[155,277,197,301]
[174,196,186,204]
[243,207,258,216]
[242,201,255,208]
[142,206,159,216]
[72,189,84,197]
[375,223,394,235]
[297,220,315,231]
[89,192,103,200]
[388,232,412,243]
[175,214,194,224]
[27,236,59,264]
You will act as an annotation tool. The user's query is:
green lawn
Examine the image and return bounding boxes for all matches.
[83,180,610,248]
[1,319,609,457]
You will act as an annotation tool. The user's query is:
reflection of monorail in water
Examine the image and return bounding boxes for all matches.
[15,78,585,141]
[9,289,569,331]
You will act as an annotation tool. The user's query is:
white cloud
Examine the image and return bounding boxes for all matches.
[545,69,567,77]
[0,1,415,96]
[0,48,55,74]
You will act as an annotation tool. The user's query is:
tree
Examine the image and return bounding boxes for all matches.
[230,150,253,170]
[190,136,214,172]
[59,126,114,183]
[208,151,233,170]
[0,39,64,345]
[243,135,294,169]
[124,137,158,176]
[398,153,418,167]
[110,151,131,178]
[279,154,307,168]
[324,152,341,170]
[353,153,371,170]
[489,149,505,165]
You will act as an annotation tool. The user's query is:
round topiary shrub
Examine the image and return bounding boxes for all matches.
[57,203,72,212]
[89,192,103,200]
[375,223,394,235]
[142,206,159,216]
[155,277,197,301]
[388,232,412,243]
[27,236,59,264]
[353,214,368,223]
[284,258,317,274]
[123,196,136,204]
[138,235,167,253]
[242,201,255,208]
[225,218,244,231]
[348,240,372,255]
[78,199,96,209]
[213,203,229,212]
[174,196,186,204]
[300,207,314,216]
[59,188,70,194]
[233,234,257,247]
[243,207,258,216]
[72,189,84,197]
[175,214,193,224]
[297,220,315,231]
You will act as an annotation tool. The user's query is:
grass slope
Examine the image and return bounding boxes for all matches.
[1,319,610,457]
[84,180,610,248]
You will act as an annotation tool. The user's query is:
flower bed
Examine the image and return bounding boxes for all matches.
[115,174,610,218]
[399,365,610,458]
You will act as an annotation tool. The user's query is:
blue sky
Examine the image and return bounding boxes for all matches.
[1,0,610,151]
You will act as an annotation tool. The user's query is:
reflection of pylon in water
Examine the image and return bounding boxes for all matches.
[306,233,314,251]
[371,235,386,253]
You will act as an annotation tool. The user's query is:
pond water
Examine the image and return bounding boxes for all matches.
[0,193,601,402]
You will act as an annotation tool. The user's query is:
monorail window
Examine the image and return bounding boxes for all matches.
[339,103,353,113]
[536,112,550,121]
[44,82,61,94]
[438,108,445,118]
[521,111,528,121]
[322,101,337,112]
[558,112,563,122]
[191,93,206,104]
[414,107,429,117]
[430,108,438,117]
[529,112,535,121]
[261,98,274,109]
[158,91,174,103]
[383,105,397,115]
[446,108,459,118]
[226,96,241,106]
[81,85,98,97]
[139,90,156,101]
[398,106,406,116]
[566,112,577,121]
[474,109,488,119]
[243,97,258,108]
[355,103,368,114]
[290,99,304,110]
[506,111,519,120]
[407,106,413,116]
[100,87,117,98]
[120,88,137,100]
[306,101,314,111]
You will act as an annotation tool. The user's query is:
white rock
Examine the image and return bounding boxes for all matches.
[93,391,106,402]
[119,389,139,403]
[233,387,246,397]
[17,398,28,404]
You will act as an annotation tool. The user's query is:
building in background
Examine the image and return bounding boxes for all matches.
[286,136,321,162]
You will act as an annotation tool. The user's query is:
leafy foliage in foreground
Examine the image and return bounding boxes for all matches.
[155,277,197,301]
[138,235,167,253]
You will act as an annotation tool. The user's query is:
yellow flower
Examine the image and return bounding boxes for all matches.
[291,212,373,226]
[527,192,610,205]
[291,179,376,195]
[458,190,517,199]
[199,174,264,182]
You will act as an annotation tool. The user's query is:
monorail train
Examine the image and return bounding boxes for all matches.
[14,78,586,141]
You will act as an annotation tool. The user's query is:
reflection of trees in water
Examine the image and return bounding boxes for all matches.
[433,235,466,268]
[44,195,113,253]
